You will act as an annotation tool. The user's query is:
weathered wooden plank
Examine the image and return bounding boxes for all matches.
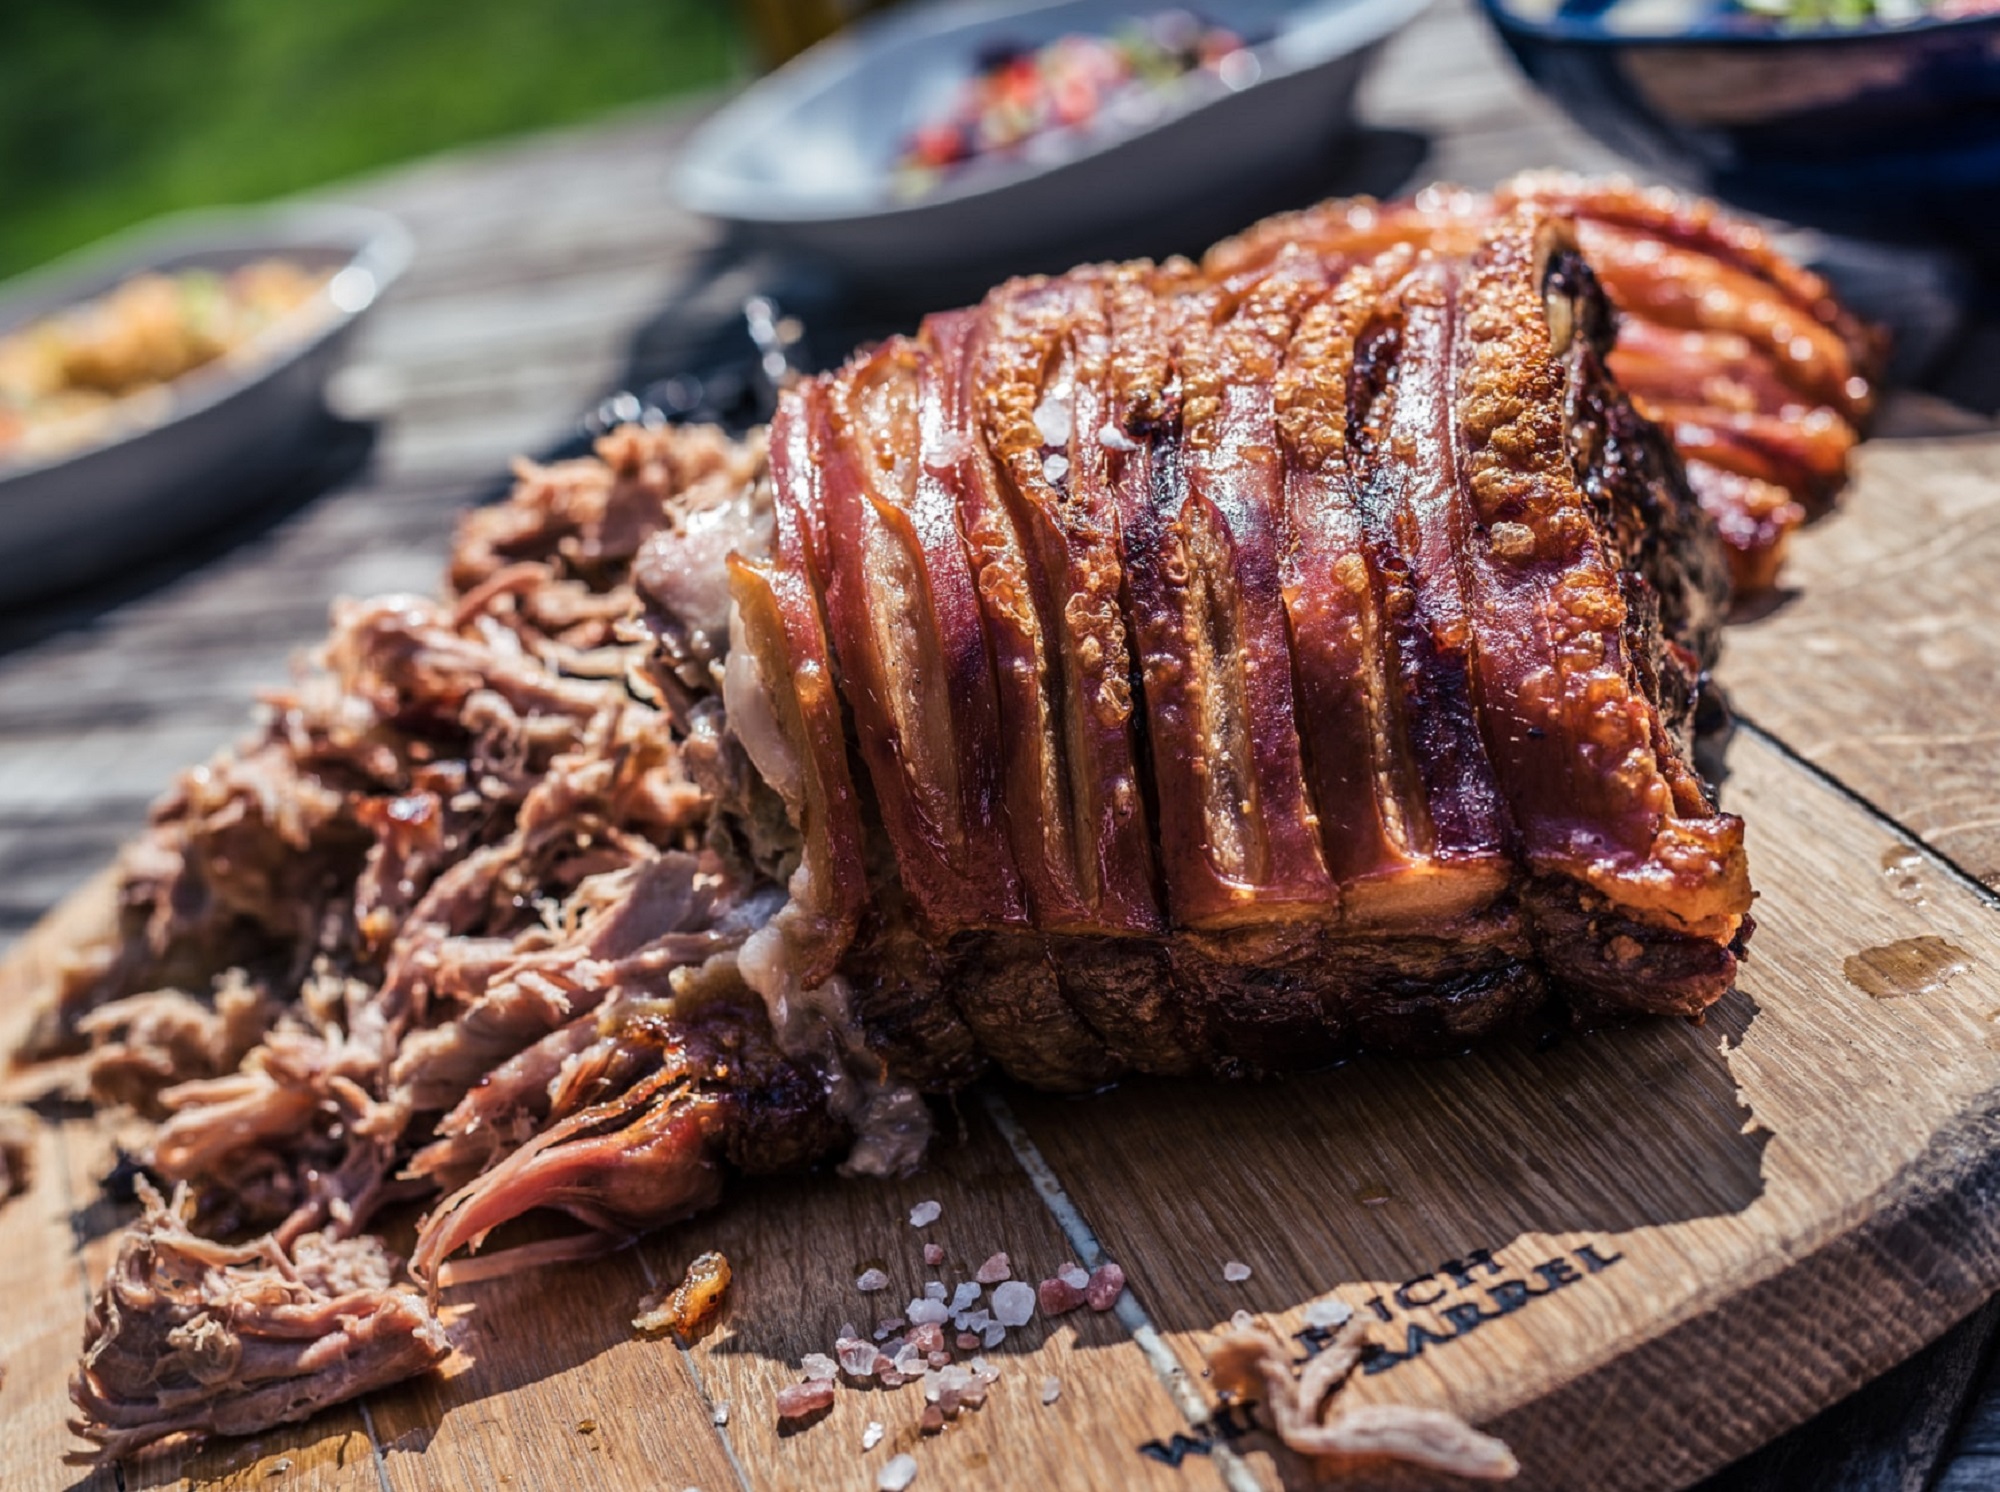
[652,1111,1230,1492]
[1726,424,2000,889]
[369,1251,744,1492]
[0,1116,117,1492]
[1009,729,2000,1491]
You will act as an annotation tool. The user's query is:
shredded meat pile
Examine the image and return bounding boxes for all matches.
[11,175,1872,1462]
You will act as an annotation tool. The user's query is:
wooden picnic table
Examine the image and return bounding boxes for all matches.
[6,1,2000,1486]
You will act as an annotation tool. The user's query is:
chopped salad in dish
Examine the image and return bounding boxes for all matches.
[893,9,1266,195]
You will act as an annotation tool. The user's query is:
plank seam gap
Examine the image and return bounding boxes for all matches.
[980,1088,1265,1492]
[633,1248,754,1492]
[1737,718,2000,912]
[356,1401,394,1492]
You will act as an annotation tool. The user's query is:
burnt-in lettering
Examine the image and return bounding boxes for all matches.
[1533,1257,1582,1291]
[1140,1432,1215,1466]
[1439,1248,1501,1288]
[1365,1293,1393,1322]
[1294,1324,1337,1362]
[1483,1277,1550,1315]
[1360,1341,1400,1375]
[1395,1275,1445,1310]
[1211,1403,1260,1441]
[1576,1243,1624,1274]
[1441,1301,1494,1336]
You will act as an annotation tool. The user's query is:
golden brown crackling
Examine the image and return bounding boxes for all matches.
[1454,211,1750,939]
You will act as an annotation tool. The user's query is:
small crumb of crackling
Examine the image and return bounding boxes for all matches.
[635,1250,732,1339]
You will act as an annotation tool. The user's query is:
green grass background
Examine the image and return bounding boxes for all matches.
[0,0,745,281]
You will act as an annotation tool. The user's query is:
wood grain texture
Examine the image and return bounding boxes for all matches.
[1727,416,2000,890]
[646,1113,1227,1492]
[1011,729,2000,1490]
[3,0,2000,1486]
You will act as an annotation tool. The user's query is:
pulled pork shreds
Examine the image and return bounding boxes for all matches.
[70,1180,449,1463]
[1205,1318,1518,1481]
[635,1249,733,1338]
[34,423,863,1460]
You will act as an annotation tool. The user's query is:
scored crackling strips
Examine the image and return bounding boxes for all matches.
[17,177,1878,1458]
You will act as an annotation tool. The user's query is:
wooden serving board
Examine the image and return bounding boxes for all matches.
[7,411,2000,1492]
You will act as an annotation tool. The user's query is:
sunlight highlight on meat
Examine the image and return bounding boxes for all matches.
[10,177,1872,1460]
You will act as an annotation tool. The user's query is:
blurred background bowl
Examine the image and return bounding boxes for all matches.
[675,0,1431,296]
[1479,0,2000,255]
[0,202,409,607]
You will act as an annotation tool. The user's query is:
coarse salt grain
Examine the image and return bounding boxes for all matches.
[924,1281,947,1301]
[950,1281,981,1312]
[857,1268,890,1292]
[907,1298,949,1326]
[1042,453,1070,484]
[879,1452,919,1491]
[975,1252,1010,1284]
[909,1200,942,1228]
[1222,1260,1253,1283]
[1058,1264,1089,1290]
[1033,396,1073,447]
[840,1340,879,1377]
[1038,1276,1086,1315]
[1086,1261,1125,1312]
[923,1243,945,1266]
[862,1421,885,1451]
[877,1317,903,1339]
[982,1323,1006,1348]
[1098,422,1139,451]
[712,1402,731,1426]
[775,1380,835,1420]
[924,431,971,471]
[1304,1297,1353,1329]
[956,1331,981,1351]
[802,1352,838,1381]
[1041,1376,1062,1405]
[1230,1309,1256,1332]
[990,1279,1036,1327]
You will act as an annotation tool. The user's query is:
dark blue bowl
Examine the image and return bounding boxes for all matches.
[1479,0,2000,253]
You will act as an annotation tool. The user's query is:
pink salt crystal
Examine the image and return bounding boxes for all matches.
[839,1340,880,1377]
[1058,1264,1089,1291]
[920,1402,946,1435]
[1222,1260,1252,1283]
[909,1200,942,1228]
[876,1318,903,1340]
[956,1331,981,1351]
[990,1280,1036,1326]
[923,1243,945,1267]
[775,1380,835,1420]
[857,1268,891,1292]
[927,1350,952,1368]
[975,1252,1011,1285]
[1038,1276,1086,1315]
[1086,1261,1126,1311]
[802,1352,838,1381]
[908,1322,946,1355]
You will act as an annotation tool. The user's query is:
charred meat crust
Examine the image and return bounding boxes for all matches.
[21,174,1883,1461]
